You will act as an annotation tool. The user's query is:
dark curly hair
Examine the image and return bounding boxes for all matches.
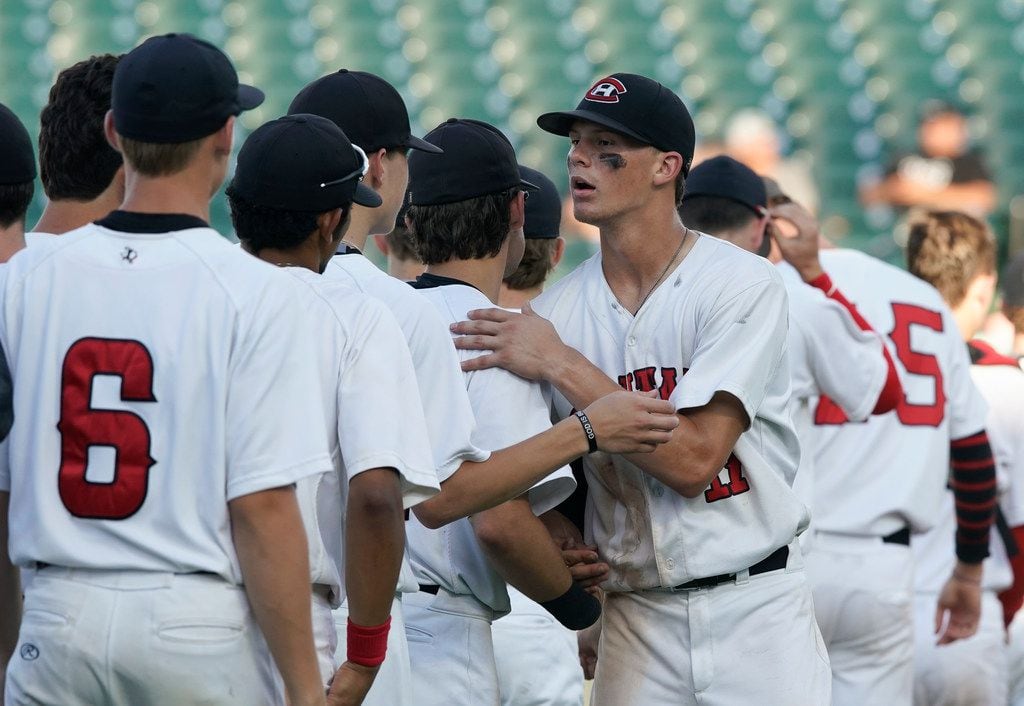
[39,54,122,201]
[226,185,349,253]
[406,188,518,265]
[0,182,35,229]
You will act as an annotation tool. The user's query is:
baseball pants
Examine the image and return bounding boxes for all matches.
[331,593,411,706]
[912,589,1007,706]
[591,545,831,706]
[5,566,281,706]
[404,587,500,706]
[806,532,915,706]
[492,586,584,706]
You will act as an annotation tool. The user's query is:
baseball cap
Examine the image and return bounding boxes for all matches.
[0,103,36,184]
[112,33,264,144]
[519,166,560,239]
[1003,252,1024,309]
[537,73,696,176]
[407,118,537,206]
[682,155,767,215]
[289,70,441,154]
[230,114,382,212]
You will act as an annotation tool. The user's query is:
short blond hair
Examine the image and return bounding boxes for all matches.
[118,136,203,177]
[906,210,996,308]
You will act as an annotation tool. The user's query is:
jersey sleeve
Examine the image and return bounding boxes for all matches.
[790,285,887,421]
[0,345,12,492]
[225,278,334,501]
[337,301,440,508]
[670,270,789,424]
[405,304,489,482]
[467,366,576,515]
[945,310,989,440]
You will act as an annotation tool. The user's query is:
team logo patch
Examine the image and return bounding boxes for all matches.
[20,643,39,661]
[585,77,628,103]
[121,247,138,264]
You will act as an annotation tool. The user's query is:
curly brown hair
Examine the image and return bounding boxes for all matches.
[906,211,995,308]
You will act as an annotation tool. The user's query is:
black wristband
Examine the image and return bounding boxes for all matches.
[575,410,598,454]
[540,581,602,630]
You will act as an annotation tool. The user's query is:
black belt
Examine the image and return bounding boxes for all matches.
[882,527,911,546]
[418,584,440,595]
[670,546,789,591]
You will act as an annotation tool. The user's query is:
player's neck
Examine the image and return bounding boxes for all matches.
[119,167,212,223]
[341,207,375,252]
[1013,332,1024,358]
[598,209,689,310]
[497,283,541,310]
[0,223,26,263]
[426,255,506,304]
[34,193,121,235]
[250,240,321,274]
[951,305,980,343]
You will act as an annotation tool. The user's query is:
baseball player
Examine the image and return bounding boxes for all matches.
[403,117,625,706]
[452,73,831,706]
[488,165,584,706]
[905,211,1024,705]
[228,113,442,702]
[0,103,35,261]
[678,155,901,511]
[32,54,124,236]
[806,242,996,705]
[0,34,333,706]
[289,71,679,706]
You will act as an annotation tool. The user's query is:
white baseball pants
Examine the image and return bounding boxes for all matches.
[492,586,584,706]
[404,588,500,706]
[806,532,915,706]
[592,547,830,706]
[5,566,281,705]
[912,589,1007,706]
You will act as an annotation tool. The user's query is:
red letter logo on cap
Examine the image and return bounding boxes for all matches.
[585,77,627,104]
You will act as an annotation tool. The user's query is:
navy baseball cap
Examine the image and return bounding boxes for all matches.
[537,73,696,176]
[682,155,767,215]
[519,166,560,239]
[408,118,537,206]
[230,114,381,212]
[0,103,36,184]
[112,33,264,144]
[289,70,441,154]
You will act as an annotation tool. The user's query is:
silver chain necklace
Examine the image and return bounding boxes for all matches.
[634,228,690,314]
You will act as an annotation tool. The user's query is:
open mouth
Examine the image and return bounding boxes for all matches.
[571,176,596,196]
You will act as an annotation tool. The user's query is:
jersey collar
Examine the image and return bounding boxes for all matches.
[409,272,482,293]
[95,210,209,234]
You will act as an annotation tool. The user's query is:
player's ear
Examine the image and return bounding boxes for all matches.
[318,207,344,246]
[212,117,235,157]
[367,148,388,189]
[551,236,566,268]
[653,150,684,189]
[509,191,526,231]
[372,233,389,256]
[104,111,121,152]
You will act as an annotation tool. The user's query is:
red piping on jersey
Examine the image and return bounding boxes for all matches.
[809,272,903,414]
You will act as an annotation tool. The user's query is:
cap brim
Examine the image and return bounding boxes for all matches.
[406,134,443,154]
[537,110,652,146]
[353,182,383,208]
[238,84,265,111]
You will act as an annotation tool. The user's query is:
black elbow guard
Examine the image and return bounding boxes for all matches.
[540,582,602,630]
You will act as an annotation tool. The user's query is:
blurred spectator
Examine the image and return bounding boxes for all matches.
[861,101,996,218]
[725,108,820,215]
[1000,251,1024,358]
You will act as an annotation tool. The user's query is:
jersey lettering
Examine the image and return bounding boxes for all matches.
[57,338,157,519]
[815,302,945,427]
[616,366,746,503]
[704,455,749,503]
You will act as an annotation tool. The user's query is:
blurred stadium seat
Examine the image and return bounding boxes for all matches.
[1,0,1022,262]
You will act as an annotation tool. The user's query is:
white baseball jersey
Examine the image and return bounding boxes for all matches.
[533,233,807,590]
[408,276,576,613]
[282,267,440,606]
[778,266,888,507]
[0,214,332,582]
[812,249,988,536]
[912,342,1024,593]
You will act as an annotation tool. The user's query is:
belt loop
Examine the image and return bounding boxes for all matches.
[734,568,750,586]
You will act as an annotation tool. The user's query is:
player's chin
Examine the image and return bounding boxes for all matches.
[572,200,603,226]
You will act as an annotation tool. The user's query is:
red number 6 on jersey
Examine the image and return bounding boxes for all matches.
[58,338,157,519]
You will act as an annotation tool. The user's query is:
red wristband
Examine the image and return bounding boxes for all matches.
[347,616,391,668]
